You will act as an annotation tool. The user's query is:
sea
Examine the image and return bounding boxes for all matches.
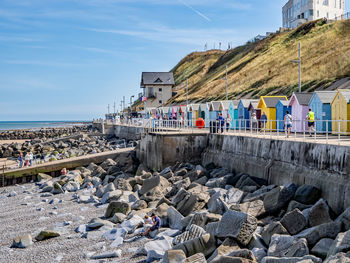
[0,121,91,131]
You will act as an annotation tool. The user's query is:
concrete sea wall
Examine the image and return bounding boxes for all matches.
[138,132,350,214]
[114,125,144,140]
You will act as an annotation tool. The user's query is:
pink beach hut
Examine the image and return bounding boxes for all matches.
[288,92,313,132]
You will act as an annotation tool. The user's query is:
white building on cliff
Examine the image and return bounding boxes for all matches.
[282,0,345,28]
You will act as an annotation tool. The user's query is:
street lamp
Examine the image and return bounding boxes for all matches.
[130,95,135,107]
[291,42,301,93]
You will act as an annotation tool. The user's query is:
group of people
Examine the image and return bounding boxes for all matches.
[17,152,34,168]
[284,108,315,138]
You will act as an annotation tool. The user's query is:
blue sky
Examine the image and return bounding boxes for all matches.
[1,0,348,121]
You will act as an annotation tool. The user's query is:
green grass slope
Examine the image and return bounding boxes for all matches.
[170,19,350,103]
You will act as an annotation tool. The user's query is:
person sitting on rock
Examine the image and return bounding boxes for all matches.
[143,213,161,237]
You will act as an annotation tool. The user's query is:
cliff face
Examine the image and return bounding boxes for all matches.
[170,19,350,103]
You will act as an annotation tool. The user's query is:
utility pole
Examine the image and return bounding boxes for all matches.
[113,102,116,114]
[225,65,228,100]
[291,42,302,93]
[130,95,134,107]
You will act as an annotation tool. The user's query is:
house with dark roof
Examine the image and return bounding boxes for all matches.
[140,72,175,109]
[257,96,288,130]
[288,92,313,132]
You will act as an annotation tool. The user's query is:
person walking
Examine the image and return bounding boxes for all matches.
[260,112,267,131]
[217,113,224,133]
[284,110,293,138]
[17,152,24,168]
[226,114,232,132]
[251,112,258,132]
[306,108,315,137]
[24,152,30,167]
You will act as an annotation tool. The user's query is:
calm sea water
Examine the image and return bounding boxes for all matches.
[0,121,90,131]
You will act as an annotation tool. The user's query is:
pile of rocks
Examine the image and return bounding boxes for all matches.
[0,125,93,140]
[16,154,350,263]
[0,135,136,160]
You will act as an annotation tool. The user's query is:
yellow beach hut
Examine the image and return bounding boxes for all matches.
[257,96,288,130]
[331,89,350,134]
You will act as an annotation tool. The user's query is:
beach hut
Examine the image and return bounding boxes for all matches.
[220,101,232,119]
[228,100,239,129]
[238,99,258,128]
[257,96,288,130]
[171,105,179,119]
[288,92,313,132]
[276,100,292,131]
[209,101,222,121]
[191,104,200,120]
[309,91,337,132]
[248,101,261,120]
[204,102,212,127]
[331,89,350,134]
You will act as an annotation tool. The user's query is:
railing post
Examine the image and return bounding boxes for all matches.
[270,120,272,139]
[2,165,4,187]
[338,121,341,145]
[303,120,305,141]
[326,120,328,144]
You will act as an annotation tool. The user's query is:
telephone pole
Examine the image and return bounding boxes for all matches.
[291,42,302,93]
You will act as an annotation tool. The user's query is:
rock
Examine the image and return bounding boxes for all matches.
[207,238,240,262]
[87,218,114,230]
[175,193,197,217]
[252,248,267,262]
[280,208,307,235]
[75,224,87,233]
[8,191,17,197]
[173,233,216,257]
[208,191,229,215]
[100,190,122,204]
[143,237,173,262]
[309,199,332,227]
[110,213,126,224]
[295,221,342,247]
[173,224,206,245]
[225,187,244,205]
[120,215,144,233]
[206,177,228,188]
[114,178,133,191]
[156,229,181,239]
[38,173,53,182]
[261,222,289,246]
[52,182,64,194]
[336,207,350,232]
[294,185,321,205]
[216,210,257,246]
[239,200,266,218]
[167,206,184,230]
[131,200,147,210]
[328,230,350,257]
[287,200,312,213]
[140,175,161,195]
[105,201,131,217]
[261,255,322,263]
[102,227,127,241]
[35,230,60,241]
[311,238,334,259]
[182,253,207,263]
[263,184,296,215]
[11,233,33,248]
[163,249,187,263]
[268,234,308,257]
[90,250,121,259]
[324,252,350,263]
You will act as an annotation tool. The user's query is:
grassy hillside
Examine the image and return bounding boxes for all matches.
[170,19,350,103]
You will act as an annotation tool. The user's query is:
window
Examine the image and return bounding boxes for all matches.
[323,0,329,5]
[159,100,162,104]
[159,88,162,92]
[309,9,314,16]
[317,10,319,17]
[327,12,329,18]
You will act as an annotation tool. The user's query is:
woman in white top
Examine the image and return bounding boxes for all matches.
[284,110,293,138]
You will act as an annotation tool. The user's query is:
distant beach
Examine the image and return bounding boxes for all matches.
[0,121,91,131]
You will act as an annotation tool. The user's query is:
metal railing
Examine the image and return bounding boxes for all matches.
[144,118,350,145]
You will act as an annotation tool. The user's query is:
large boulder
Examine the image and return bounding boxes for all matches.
[173,233,216,257]
[267,234,309,257]
[327,230,350,257]
[11,233,33,248]
[207,238,240,263]
[182,253,207,263]
[335,207,350,231]
[295,221,342,247]
[140,175,161,195]
[51,182,64,194]
[162,250,186,263]
[311,238,334,259]
[173,224,206,245]
[172,189,198,217]
[143,236,173,262]
[105,201,130,217]
[263,184,296,215]
[308,199,332,227]
[280,208,307,235]
[208,191,229,215]
[167,206,184,230]
[261,255,322,263]
[324,252,350,263]
[239,200,266,218]
[225,187,244,205]
[294,185,321,205]
[261,222,289,246]
[216,210,257,246]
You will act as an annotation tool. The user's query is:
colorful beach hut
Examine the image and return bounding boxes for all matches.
[276,100,292,131]
[228,100,239,129]
[288,92,313,132]
[209,101,222,121]
[248,101,261,120]
[257,96,288,130]
[309,91,337,132]
[238,99,258,128]
[331,89,350,134]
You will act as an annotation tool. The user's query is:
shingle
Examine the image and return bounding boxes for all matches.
[295,93,313,106]
[314,91,337,104]
[263,97,287,108]
[141,72,175,86]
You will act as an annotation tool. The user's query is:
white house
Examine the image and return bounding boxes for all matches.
[282,0,345,28]
[140,72,175,109]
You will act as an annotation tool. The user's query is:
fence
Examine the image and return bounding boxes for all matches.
[333,12,350,21]
[146,118,350,145]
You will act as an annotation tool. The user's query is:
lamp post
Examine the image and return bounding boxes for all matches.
[291,42,301,93]
[130,95,134,107]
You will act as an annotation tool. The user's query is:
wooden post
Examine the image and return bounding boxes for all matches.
[2,165,4,187]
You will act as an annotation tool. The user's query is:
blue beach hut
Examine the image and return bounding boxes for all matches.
[238,99,258,128]
[209,101,222,121]
[228,100,239,129]
[276,100,292,131]
[309,91,337,132]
